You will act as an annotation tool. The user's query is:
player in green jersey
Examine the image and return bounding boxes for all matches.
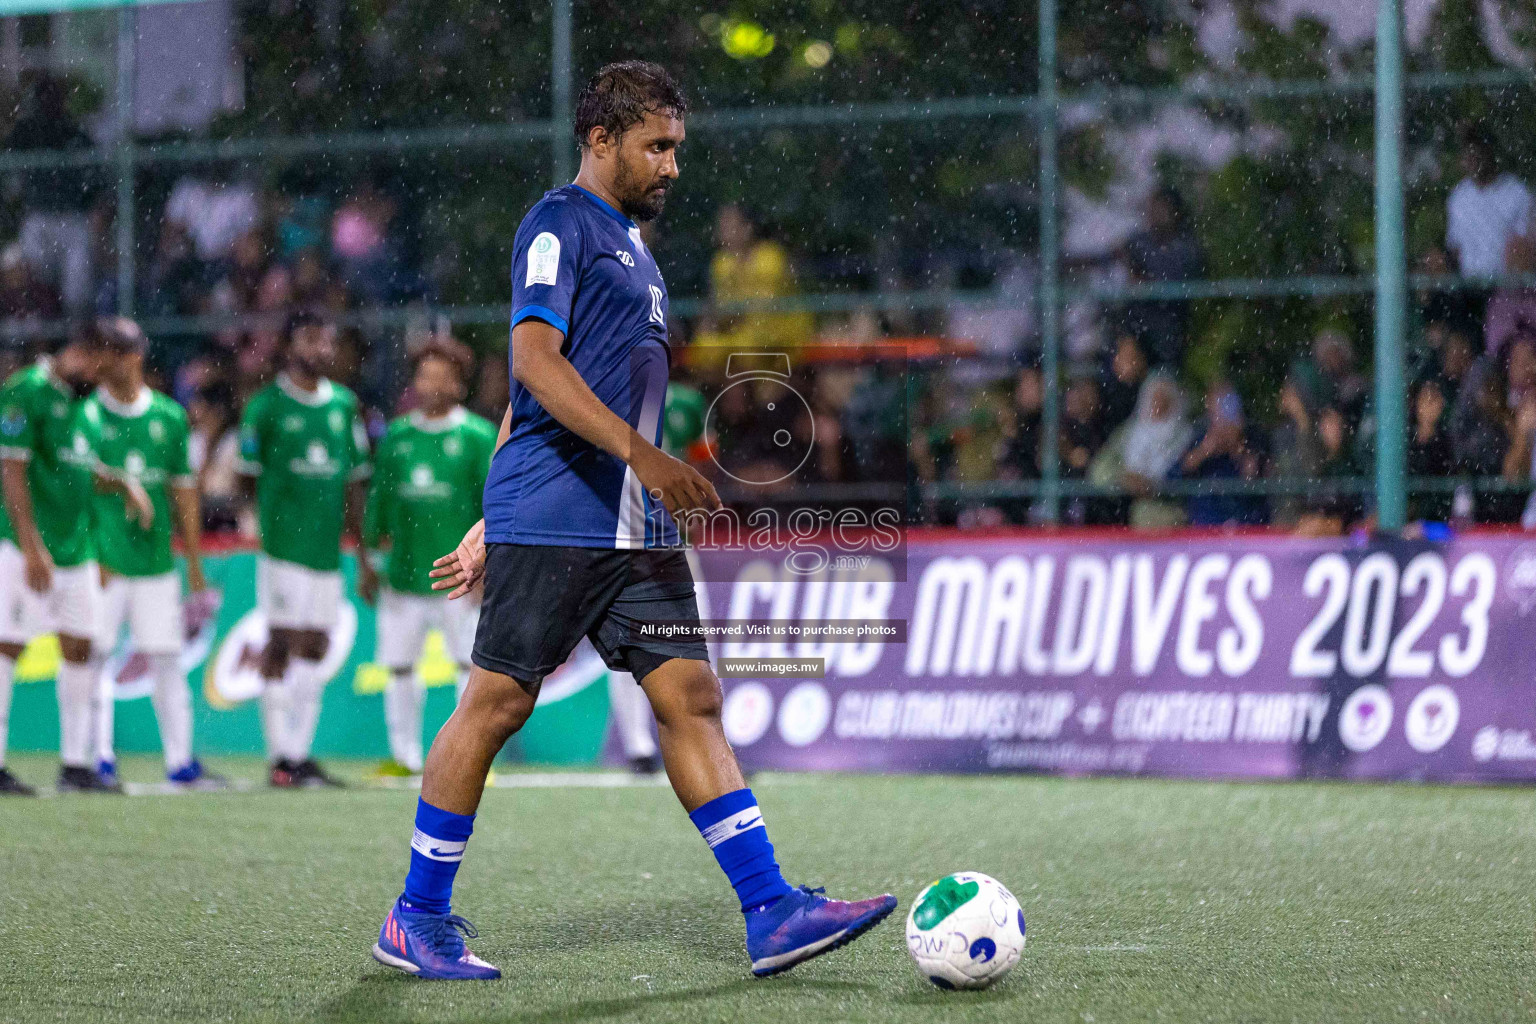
[360,336,496,775]
[237,310,377,788]
[84,319,222,789]
[0,323,152,795]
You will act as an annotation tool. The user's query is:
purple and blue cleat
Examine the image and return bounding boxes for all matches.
[746,885,898,977]
[372,897,501,980]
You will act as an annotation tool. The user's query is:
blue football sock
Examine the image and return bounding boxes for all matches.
[402,797,474,914]
[689,788,794,913]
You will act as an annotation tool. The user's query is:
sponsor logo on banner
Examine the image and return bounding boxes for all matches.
[205,604,358,708]
[722,682,774,746]
[1338,685,1393,752]
[1404,685,1459,753]
[1471,725,1536,763]
[777,682,831,747]
[1502,543,1536,615]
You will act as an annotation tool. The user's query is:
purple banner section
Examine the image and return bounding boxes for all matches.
[695,533,1536,783]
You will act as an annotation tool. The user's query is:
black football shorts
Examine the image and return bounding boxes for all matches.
[471,543,708,685]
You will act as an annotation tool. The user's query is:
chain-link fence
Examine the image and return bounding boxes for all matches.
[3,0,1535,532]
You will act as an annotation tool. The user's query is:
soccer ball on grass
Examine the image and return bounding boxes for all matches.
[905,871,1025,989]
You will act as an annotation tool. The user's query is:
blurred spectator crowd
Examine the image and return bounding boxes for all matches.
[3,69,1535,536]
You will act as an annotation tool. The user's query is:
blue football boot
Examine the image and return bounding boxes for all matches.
[746,885,897,977]
[372,897,501,980]
[167,759,229,790]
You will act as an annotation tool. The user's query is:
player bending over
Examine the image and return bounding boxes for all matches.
[86,318,222,788]
[0,323,152,794]
[371,61,894,981]
[359,335,497,776]
[236,311,376,788]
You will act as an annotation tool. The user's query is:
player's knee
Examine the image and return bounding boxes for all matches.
[648,662,723,726]
[57,634,92,664]
[461,669,538,739]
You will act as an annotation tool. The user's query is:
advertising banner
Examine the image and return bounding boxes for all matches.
[11,533,1536,783]
[6,549,611,764]
[702,533,1536,783]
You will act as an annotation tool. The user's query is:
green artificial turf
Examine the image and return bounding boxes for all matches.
[0,755,1532,1024]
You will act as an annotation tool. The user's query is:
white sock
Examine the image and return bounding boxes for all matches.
[150,652,193,773]
[93,661,115,768]
[0,655,14,769]
[285,658,325,763]
[608,670,658,759]
[57,660,96,768]
[384,668,425,772]
[259,673,293,764]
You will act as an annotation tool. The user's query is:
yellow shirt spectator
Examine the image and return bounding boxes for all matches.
[690,205,815,370]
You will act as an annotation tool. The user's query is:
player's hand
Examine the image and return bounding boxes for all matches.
[630,444,722,519]
[23,545,52,594]
[357,558,380,605]
[125,479,155,529]
[430,518,485,600]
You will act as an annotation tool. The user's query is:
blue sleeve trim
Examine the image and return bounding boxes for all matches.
[513,305,569,335]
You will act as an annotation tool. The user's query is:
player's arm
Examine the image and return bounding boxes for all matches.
[510,320,720,516]
[1,457,50,593]
[346,407,379,603]
[172,482,207,592]
[89,465,154,528]
[358,438,390,606]
[234,393,265,508]
[168,416,206,592]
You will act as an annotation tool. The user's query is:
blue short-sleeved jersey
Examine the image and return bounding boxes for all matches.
[483,184,678,549]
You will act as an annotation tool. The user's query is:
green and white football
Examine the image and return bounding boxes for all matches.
[905,871,1026,989]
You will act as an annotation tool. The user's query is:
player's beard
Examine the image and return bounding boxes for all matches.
[614,153,670,222]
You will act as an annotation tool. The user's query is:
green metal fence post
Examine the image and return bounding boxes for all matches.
[1038,0,1061,524]
[1374,0,1407,530]
[551,0,574,187]
[114,4,135,316]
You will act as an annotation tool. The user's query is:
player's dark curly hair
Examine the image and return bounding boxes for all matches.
[573,61,688,148]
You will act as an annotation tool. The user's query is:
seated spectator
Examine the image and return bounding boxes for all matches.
[1510,397,1536,530]
[1060,372,1113,525]
[1267,373,1326,527]
[1505,331,1536,411]
[0,244,62,323]
[187,381,245,533]
[1409,378,1455,522]
[688,204,815,371]
[995,364,1043,523]
[331,181,400,304]
[165,172,261,263]
[1177,379,1264,526]
[7,74,99,314]
[1453,365,1515,522]
[1292,328,1369,419]
[1446,122,1532,332]
[1089,371,1193,528]
[1120,186,1205,369]
[1099,330,1148,432]
[1292,405,1363,535]
[841,362,908,483]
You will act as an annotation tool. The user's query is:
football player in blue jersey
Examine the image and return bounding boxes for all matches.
[371,60,895,982]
